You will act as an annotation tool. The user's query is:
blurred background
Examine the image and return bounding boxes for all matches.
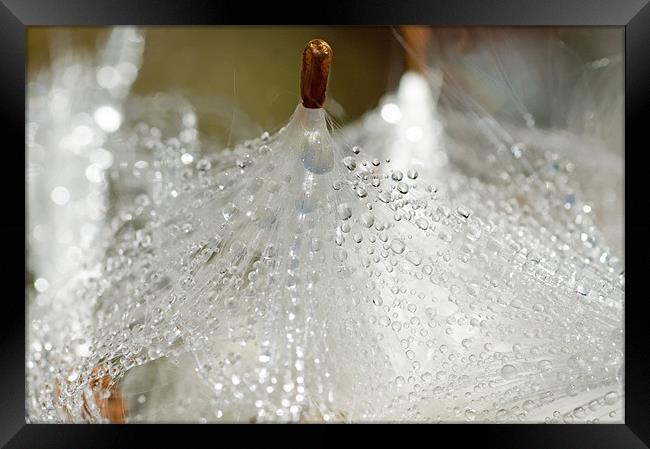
[27,27,623,139]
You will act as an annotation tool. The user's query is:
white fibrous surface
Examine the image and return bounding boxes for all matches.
[426,32,624,256]
[28,100,623,423]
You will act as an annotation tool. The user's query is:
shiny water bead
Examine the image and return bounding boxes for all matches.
[359,212,375,228]
[407,169,419,180]
[511,143,526,159]
[522,400,536,411]
[456,206,471,219]
[303,133,333,174]
[501,364,517,380]
[604,391,619,405]
[342,156,357,171]
[405,251,421,266]
[415,218,429,230]
[336,203,352,221]
[390,239,406,254]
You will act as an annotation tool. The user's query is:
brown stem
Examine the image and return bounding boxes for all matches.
[401,26,433,73]
[300,39,333,109]
[53,365,126,423]
[87,366,126,423]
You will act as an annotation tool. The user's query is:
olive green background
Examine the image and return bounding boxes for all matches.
[27,27,622,141]
[27,26,621,127]
[28,27,401,136]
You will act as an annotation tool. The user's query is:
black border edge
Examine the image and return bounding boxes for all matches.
[0,0,27,447]
[2,0,649,447]
[1,0,649,26]
[625,0,650,446]
[2,423,650,448]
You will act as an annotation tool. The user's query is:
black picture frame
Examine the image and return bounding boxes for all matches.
[4,0,648,447]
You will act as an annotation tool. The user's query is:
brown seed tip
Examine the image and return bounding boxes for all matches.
[88,366,126,423]
[301,39,332,109]
[401,26,432,73]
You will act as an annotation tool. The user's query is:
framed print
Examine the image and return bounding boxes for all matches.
[2,0,649,447]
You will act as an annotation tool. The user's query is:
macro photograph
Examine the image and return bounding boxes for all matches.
[24,25,625,425]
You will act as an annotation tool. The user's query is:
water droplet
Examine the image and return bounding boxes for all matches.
[196,158,212,171]
[538,360,553,372]
[510,299,524,309]
[456,206,471,219]
[335,249,348,262]
[360,212,375,228]
[302,130,333,174]
[604,391,619,405]
[406,251,421,266]
[573,406,586,419]
[415,218,429,230]
[511,143,525,158]
[337,203,352,220]
[222,203,239,221]
[378,191,392,203]
[576,285,590,296]
[501,364,517,380]
[390,239,405,254]
[342,156,357,171]
[438,230,451,242]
